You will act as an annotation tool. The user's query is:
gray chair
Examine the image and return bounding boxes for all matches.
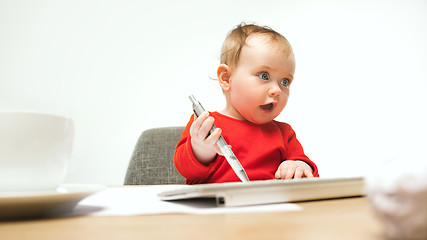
[124,126,186,185]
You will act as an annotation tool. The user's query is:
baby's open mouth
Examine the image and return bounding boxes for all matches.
[260,103,274,111]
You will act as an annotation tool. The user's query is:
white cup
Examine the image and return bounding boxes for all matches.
[0,112,74,192]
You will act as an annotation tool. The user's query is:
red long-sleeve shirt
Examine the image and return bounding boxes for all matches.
[174,112,318,184]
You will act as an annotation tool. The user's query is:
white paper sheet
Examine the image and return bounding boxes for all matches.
[71,185,301,216]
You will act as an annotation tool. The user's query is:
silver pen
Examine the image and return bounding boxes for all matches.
[189,95,250,182]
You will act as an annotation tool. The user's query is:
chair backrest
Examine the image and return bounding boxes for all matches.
[124,126,186,185]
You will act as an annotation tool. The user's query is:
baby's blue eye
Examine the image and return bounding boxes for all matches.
[280,79,289,87]
[258,72,269,80]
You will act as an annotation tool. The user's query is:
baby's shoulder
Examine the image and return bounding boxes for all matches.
[271,120,292,130]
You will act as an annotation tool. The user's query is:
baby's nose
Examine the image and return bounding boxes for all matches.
[268,83,281,96]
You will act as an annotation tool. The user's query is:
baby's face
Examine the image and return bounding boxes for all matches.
[224,35,295,124]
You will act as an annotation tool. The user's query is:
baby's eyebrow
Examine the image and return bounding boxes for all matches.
[257,65,273,70]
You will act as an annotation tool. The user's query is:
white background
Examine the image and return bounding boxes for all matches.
[1,0,426,186]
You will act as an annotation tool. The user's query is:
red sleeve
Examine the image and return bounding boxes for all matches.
[174,115,218,184]
[282,124,319,177]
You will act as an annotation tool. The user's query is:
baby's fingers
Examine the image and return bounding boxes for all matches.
[274,164,295,180]
[293,167,304,179]
[284,167,296,180]
[189,111,209,136]
[198,116,215,139]
[204,127,221,146]
[275,161,314,180]
[304,169,314,178]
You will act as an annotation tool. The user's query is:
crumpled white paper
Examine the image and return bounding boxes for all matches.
[365,157,427,239]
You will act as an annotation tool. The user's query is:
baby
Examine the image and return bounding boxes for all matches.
[175,23,319,184]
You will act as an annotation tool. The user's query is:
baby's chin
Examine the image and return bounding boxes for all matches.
[244,113,278,125]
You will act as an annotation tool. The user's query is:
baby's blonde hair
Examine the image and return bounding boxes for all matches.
[220,23,293,67]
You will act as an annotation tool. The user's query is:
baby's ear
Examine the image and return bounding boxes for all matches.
[217,64,232,91]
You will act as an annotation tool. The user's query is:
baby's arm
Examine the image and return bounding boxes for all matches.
[189,111,223,165]
[274,160,314,180]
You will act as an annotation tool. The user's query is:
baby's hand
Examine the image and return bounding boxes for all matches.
[275,160,314,180]
[189,111,223,165]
